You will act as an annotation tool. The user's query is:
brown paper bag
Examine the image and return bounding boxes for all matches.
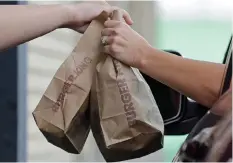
[90,10,164,162]
[32,12,109,154]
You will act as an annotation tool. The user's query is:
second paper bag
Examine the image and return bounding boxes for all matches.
[90,10,164,162]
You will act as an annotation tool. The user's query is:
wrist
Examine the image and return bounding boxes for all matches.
[138,45,156,70]
[45,4,73,29]
[60,4,79,27]
[62,4,85,26]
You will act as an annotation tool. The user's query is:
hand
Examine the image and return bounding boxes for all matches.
[101,20,151,68]
[64,3,133,33]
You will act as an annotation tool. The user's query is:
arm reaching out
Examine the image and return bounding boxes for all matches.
[0,4,133,51]
[101,19,226,112]
[0,5,69,50]
[140,48,226,108]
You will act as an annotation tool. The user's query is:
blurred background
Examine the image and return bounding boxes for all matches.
[0,0,232,162]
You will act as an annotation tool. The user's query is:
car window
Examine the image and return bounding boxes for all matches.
[155,1,232,161]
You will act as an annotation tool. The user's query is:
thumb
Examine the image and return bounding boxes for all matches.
[109,7,133,25]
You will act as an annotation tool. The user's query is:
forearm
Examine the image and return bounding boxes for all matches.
[140,47,226,108]
[0,5,71,50]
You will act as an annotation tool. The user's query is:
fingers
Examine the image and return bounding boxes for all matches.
[122,9,133,25]
[102,20,128,48]
[104,20,121,28]
[103,45,120,55]
[101,28,127,43]
[110,6,133,25]
[102,35,126,46]
[101,35,127,56]
[102,28,117,36]
[103,20,128,41]
[101,7,131,56]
